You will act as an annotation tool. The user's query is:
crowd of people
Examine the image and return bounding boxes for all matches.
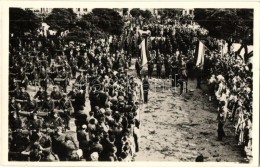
[207,50,253,161]
[9,31,143,161]
[8,14,254,162]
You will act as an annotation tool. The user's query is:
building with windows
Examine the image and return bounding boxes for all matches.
[72,8,92,17]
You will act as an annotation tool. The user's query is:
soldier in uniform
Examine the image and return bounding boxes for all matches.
[70,56,78,79]
[156,54,164,79]
[67,86,77,111]
[60,94,73,130]
[17,87,31,111]
[147,51,155,79]
[34,87,48,110]
[51,111,64,130]
[17,67,29,90]
[50,87,62,109]
[59,67,68,93]
[171,56,179,87]
[142,75,150,104]
[217,101,226,141]
[49,64,58,85]
[135,57,142,80]
[39,67,48,91]
[26,62,36,86]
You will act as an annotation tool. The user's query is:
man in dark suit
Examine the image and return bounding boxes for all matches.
[142,75,150,104]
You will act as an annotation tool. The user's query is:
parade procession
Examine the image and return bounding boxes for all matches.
[7,7,254,162]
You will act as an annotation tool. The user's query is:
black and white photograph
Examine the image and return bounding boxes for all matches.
[1,1,259,166]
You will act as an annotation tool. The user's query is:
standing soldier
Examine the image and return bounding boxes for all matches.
[156,54,164,79]
[39,67,48,91]
[217,101,227,141]
[70,56,78,79]
[164,54,171,78]
[142,75,150,104]
[147,51,155,79]
[171,56,179,87]
[60,94,73,130]
[59,67,68,93]
[135,57,142,80]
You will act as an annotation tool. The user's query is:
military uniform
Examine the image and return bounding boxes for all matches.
[156,55,164,79]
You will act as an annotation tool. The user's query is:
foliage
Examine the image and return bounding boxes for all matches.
[123,8,128,15]
[158,9,182,19]
[9,8,41,35]
[130,8,142,18]
[194,9,253,45]
[82,8,124,36]
[46,8,77,31]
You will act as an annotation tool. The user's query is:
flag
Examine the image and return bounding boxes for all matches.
[139,39,148,66]
[196,41,206,67]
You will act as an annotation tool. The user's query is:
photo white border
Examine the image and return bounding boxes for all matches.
[0,1,259,167]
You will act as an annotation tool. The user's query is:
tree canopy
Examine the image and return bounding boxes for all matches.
[194,9,253,45]
[158,9,182,19]
[9,8,41,35]
[46,8,77,31]
[81,8,124,36]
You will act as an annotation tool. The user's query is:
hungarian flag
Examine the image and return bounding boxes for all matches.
[139,39,148,66]
[195,41,207,68]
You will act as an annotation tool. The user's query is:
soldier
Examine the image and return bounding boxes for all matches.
[178,57,188,95]
[60,94,73,130]
[135,57,142,80]
[49,64,58,85]
[34,87,48,110]
[67,86,77,111]
[217,101,227,141]
[17,87,31,111]
[59,67,68,93]
[156,54,164,79]
[147,51,155,79]
[17,67,29,90]
[26,62,36,86]
[171,56,179,87]
[28,113,44,132]
[39,67,48,91]
[142,75,150,104]
[50,87,62,109]
[51,111,64,130]
[70,56,78,79]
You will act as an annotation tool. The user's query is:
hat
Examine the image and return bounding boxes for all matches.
[82,124,87,129]
[90,152,99,161]
[118,96,124,102]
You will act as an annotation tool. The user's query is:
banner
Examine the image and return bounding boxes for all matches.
[196,41,206,67]
[139,39,148,66]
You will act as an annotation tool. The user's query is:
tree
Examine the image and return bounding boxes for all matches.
[141,10,153,20]
[194,9,253,58]
[9,8,41,36]
[123,8,128,15]
[158,9,182,19]
[46,8,77,31]
[82,8,124,36]
[130,8,142,18]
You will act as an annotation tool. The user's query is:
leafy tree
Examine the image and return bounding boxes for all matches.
[141,10,153,20]
[123,8,128,15]
[194,9,253,59]
[82,8,124,36]
[158,9,182,19]
[130,8,142,18]
[9,8,41,36]
[46,8,77,31]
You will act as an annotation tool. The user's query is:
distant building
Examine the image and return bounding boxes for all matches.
[24,8,52,15]
[182,8,194,17]
[73,8,92,17]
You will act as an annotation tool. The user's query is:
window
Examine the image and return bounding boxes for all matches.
[83,8,88,12]
[78,8,80,12]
